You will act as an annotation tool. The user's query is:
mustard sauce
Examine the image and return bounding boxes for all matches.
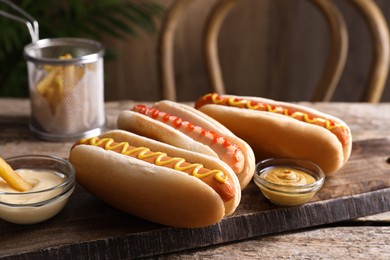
[258,166,320,206]
[200,93,347,137]
[80,137,228,183]
[261,167,315,186]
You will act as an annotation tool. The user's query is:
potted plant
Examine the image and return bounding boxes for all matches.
[0,0,164,97]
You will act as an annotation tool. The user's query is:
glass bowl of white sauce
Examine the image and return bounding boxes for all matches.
[0,155,75,224]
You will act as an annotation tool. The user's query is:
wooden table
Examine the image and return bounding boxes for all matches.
[0,99,389,259]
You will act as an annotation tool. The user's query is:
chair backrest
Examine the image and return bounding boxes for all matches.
[158,0,389,103]
[344,0,390,103]
[157,0,189,101]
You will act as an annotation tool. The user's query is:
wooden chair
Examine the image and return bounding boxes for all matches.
[343,0,390,103]
[204,0,348,102]
[157,0,189,101]
[158,0,389,103]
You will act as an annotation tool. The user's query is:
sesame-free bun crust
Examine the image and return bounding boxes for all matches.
[69,130,240,228]
[117,100,256,189]
[198,95,352,174]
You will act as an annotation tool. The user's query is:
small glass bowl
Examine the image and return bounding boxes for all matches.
[0,155,75,224]
[253,158,325,206]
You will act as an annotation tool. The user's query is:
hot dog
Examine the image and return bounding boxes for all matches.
[69,130,241,228]
[117,100,255,189]
[195,93,353,174]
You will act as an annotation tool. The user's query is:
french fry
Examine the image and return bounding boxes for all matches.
[0,157,32,192]
[37,68,64,115]
[36,54,85,115]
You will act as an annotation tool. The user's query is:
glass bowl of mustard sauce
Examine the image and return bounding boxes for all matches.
[0,155,75,224]
[254,158,325,206]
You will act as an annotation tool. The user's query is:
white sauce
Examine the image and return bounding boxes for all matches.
[0,169,64,204]
[0,169,72,224]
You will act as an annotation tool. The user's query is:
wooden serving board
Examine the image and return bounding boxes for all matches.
[0,138,389,259]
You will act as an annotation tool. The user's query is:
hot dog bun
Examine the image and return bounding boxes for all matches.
[195,93,352,174]
[69,130,241,228]
[117,100,255,189]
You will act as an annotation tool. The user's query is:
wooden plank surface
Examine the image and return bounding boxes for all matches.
[0,99,389,259]
[156,226,390,259]
[0,139,388,258]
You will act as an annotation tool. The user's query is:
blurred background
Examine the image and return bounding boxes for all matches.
[1,0,390,102]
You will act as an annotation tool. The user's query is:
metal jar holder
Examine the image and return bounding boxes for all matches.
[1,0,106,141]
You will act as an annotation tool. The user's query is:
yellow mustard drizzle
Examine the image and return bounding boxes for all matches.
[251,99,345,132]
[210,93,225,104]
[325,120,339,131]
[80,137,228,183]
[205,94,346,133]
[266,104,284,113]
[287,111,302,118]
[303,113,318,124]
[228,97,246,106]
[247,102,263,110]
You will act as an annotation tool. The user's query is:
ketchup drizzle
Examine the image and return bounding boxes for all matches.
[131,104,245,169]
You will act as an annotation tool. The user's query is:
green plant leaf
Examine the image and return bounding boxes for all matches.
[0,0,165,97]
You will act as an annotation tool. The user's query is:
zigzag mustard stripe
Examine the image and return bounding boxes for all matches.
[203,93,346,133]
[80,137,228,183]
